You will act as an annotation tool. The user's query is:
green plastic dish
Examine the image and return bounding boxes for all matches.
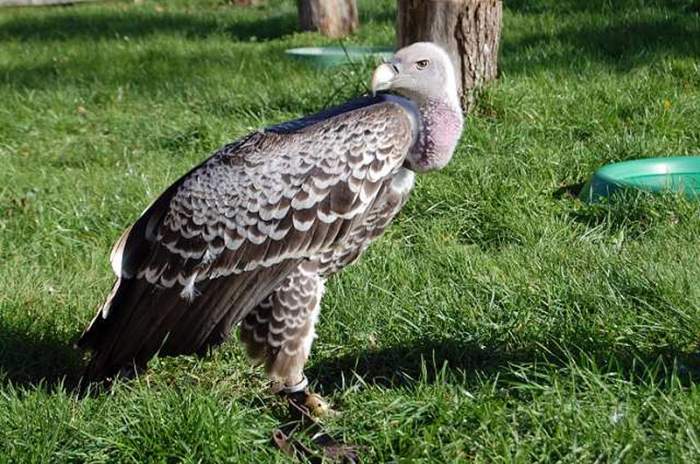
[580,156,700,202]
[285,46,393,67]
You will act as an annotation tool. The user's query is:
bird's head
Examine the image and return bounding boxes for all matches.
[371,42,460,111]
[372,42,464,173]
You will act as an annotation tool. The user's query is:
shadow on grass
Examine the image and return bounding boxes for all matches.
[4,319,698,402]
[0,47,244,91]
[502,1,700,74]
[553,182,585,200]
[506,0,700,15]
[502,20,700,75]
[0,10,297,42]
[0,11,311,92]
[309,337,700,395]
[562,188,700,241]
[0,322,83,391]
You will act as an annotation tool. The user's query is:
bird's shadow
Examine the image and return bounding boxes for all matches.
[0,322,84,392]
[308,337,700,396]
[2,321,698,400]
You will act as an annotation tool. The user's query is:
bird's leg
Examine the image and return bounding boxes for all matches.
[239,264,333,417]
[267,303,333,418]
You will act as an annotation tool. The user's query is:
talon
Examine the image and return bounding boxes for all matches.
[304,392,335,418]
[275,375,337,418]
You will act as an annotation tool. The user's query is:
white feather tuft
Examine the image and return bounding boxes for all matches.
[179,273,200,302]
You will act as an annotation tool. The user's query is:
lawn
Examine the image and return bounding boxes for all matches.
[1,0,699,461]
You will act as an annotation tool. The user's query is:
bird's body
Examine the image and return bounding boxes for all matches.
[79,43,464,394]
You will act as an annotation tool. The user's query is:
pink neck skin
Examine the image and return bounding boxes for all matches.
[408,98,464,172]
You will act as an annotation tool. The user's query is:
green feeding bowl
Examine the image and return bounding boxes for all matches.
[285,46,393,67]
[580,156,700,203]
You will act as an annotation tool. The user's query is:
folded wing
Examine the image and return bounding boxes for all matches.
[78,98,417,381]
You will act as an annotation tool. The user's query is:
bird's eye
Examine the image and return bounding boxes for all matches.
[415,59,430,70]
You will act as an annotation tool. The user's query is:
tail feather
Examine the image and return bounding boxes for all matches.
[78,261,301,384]
[78,277,152,382]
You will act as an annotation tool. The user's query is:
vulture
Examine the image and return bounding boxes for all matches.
[78,42,464,410]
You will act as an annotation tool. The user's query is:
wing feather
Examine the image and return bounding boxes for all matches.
[79,98,417,381]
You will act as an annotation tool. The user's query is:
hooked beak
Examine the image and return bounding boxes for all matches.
[371,61,398,95]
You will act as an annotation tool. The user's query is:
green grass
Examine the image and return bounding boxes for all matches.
[1,0,700,461]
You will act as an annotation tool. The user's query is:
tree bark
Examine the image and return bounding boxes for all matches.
[397,0,502,112]
[298,0,359,38]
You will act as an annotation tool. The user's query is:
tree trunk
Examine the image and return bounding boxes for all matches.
[397,0,502,112]
[298,0,359,38]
